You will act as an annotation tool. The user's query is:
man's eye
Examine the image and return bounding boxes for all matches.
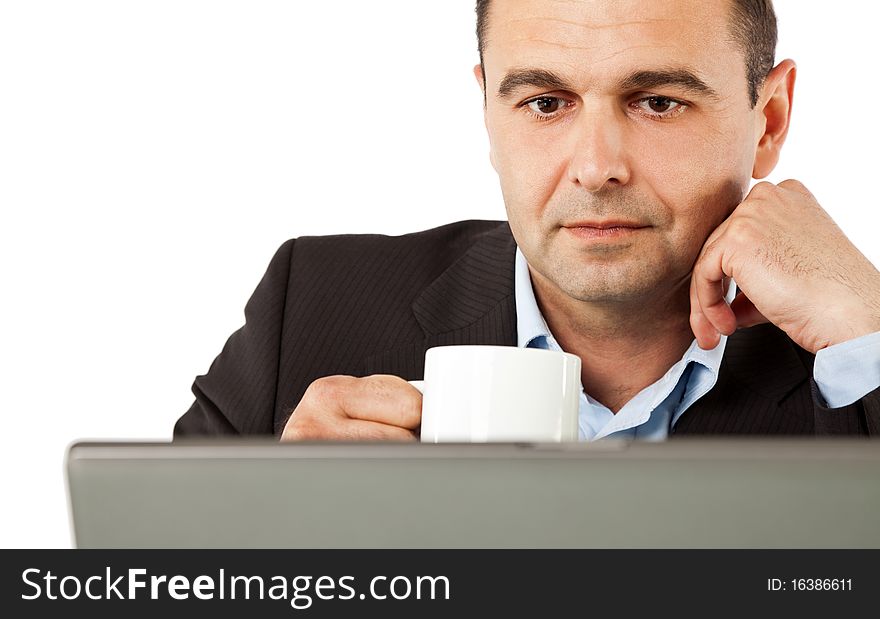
[633,96,687,118]
[525,97,565,116]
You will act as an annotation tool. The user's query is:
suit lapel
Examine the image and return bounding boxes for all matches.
[363,222,518,378]
[673,324,812,434]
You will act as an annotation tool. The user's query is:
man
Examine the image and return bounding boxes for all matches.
[175,0,880,440]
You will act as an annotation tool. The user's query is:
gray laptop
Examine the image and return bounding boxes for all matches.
[65,438,880,548]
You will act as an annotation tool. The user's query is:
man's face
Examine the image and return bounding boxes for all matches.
[481,0,763,305]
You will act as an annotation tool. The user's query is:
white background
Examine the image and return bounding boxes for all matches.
[1,1,878,548]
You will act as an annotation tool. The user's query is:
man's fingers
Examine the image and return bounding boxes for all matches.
[689,214,738,346]
[730,292,768,329]
[282,417,418,442]
[689,303,721,350]
[322,418,418,441]
[307,374,422,428]
[689,266,712,348]
[691,238,737,340]
[281,374,422,442]
[777,178,814,199]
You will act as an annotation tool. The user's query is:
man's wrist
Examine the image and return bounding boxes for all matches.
[819,303,880,350]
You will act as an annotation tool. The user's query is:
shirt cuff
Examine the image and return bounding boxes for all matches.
[813,330,880,408]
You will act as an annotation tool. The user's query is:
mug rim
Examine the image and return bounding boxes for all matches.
[425,344,580,364]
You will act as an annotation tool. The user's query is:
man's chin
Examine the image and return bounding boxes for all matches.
[561,285,661,305]
[548,264,674,305]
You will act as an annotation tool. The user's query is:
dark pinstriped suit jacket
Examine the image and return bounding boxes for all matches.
[174,220,880,438]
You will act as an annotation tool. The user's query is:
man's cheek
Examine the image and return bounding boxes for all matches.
[690,177,747,229]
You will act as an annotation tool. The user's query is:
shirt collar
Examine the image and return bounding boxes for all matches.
[514,248,553,348]
[513,246,731,376]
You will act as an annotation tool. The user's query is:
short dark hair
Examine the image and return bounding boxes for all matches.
[475,0,777,107]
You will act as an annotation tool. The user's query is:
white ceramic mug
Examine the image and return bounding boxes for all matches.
[412,345,581,443]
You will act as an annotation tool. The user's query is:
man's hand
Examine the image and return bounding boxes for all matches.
[690,180,880,353]
[280,375,422,441]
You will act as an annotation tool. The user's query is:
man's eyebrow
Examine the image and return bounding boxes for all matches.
[496,66,721,101]
[496,68,573,99]
[618,69,721,99]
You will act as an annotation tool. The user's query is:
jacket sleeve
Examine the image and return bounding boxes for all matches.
[173,239,296,437]
[811,379,880,435]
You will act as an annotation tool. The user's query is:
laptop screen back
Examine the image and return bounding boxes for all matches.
[65,439,880,548]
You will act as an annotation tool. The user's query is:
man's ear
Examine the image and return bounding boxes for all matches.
[473,63,498,171]
[752,59,797,179]
[473,63,485,93]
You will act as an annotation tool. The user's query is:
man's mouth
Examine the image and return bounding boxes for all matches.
[562,220,650,240]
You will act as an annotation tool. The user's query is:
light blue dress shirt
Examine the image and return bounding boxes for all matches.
[513,248,880,441]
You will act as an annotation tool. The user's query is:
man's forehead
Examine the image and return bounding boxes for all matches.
[487,0,730,42]
[484,0,736,86]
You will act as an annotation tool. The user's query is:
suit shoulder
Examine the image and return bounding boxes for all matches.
[295,219,506,252]
[280,219,509,279]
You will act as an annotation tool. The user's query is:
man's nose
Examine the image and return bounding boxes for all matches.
[565,104,631,192]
